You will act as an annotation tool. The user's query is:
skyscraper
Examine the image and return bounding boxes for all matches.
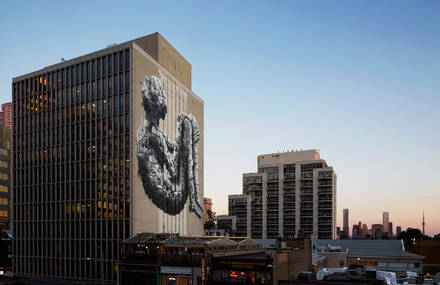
[343,208,349,235]
[383,211,390,234]
[229,149,337,239]
[12,33,204,282]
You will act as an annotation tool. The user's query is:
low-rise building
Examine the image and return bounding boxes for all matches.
[314,239,425,276]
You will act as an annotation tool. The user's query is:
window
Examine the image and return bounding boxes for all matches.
[125,72,129,91]
[0,173,8,180]
[0,198,7,205]
[0,185,7,192]
[0,148,8,155]
[108,55,112,74]
[97,58,101,77]
[114,53,118,73]
[0,210,7,217]
[125,50,130,69]
[103,57,107,75]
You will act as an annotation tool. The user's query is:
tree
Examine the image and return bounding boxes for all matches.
[396,227,430,250]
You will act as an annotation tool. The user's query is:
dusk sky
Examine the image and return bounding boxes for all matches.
[1,1,439,235]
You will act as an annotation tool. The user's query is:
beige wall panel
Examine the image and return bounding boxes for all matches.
[132,44,203,236]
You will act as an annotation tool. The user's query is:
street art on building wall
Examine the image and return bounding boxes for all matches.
[136,75,203,218]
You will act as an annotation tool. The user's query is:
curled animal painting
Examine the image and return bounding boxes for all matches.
[136,75,203,218]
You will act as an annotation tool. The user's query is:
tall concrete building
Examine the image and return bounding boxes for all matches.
[12,33,204,282]
[0,126,11,229]
[0,102,13,129]
[229,150,337,239]
[383,211,390,235]
[343,209,349,234]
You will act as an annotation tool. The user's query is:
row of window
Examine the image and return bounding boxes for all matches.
[0,210,7,217]
[15,134,130,168]
[13,50,130,100]
[0,185,7,192]
[0,173,8,180]
[0,161,8,168]
[0,198,7,205]
[15,92,130,134]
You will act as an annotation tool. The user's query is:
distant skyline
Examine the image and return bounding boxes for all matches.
[1,1,439,235]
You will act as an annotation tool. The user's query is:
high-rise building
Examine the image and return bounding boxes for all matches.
[396,226,402,237]
[383,211,390,234]
[371,224,384,239]
[0,102,13,129]
[352,222,362,239]
[343,208,349,234]
[12,32,204,282]
[0,126,11,229]
[388,222,393,238]
[228,149,337,239]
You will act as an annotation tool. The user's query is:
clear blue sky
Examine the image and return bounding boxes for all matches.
[1,1,439,235]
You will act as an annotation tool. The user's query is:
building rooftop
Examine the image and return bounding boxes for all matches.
[315,239,424,259]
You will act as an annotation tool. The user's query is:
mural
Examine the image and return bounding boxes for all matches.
[136,75,203,218]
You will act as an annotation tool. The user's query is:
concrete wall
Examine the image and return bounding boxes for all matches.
[131,42,203,236]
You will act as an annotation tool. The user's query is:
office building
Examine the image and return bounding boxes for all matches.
[12,32,204,282]
[396,226,402,237]
[383,211,390,235]
[352,221,362,239]
[371,224,384,239]
[0,103,13,129]
[388,222,393,238]
[229,150,337,239]
[216,215,237,236]
[0,126,11,229]
[342,208,349,239]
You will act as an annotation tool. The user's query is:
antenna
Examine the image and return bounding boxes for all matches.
[422,210,426,235]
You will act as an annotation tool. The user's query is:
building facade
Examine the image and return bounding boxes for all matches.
[0,102,13,129]
[229,150,336,239]
[0,126,11,229]
[12,33,204,282]
[383,211,390,235]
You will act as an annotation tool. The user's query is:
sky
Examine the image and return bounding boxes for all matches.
[0,1,439,235]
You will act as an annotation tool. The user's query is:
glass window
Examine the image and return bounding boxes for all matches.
[103,57,106,75]
[108,55,112,74]
[119,52,123,71]
[97,79,101,98]
[114,75,118,94]
[119,74,123,93]
[97,58,101,77]
[125,50,130,69]
[119,95,124,113]
[108,97,112,116]
[125,72,129,91]
[103,78,107,96]
[92,60,96,80]
[125,114,129,132]
[87,61,90,80]
[114,95,118,115]
[81,63,84,82]
[125,92,129,113]
[114,53,118,73]
[108,76,112,95]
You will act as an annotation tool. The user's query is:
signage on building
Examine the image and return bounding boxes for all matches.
[160,266,192,275]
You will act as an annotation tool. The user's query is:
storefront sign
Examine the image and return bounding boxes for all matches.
[160,266,192,275]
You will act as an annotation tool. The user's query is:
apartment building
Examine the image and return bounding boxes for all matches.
[12,32,204,282]
[229,150,336,239]
[0,126,11,229]
[0,102,13,129]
